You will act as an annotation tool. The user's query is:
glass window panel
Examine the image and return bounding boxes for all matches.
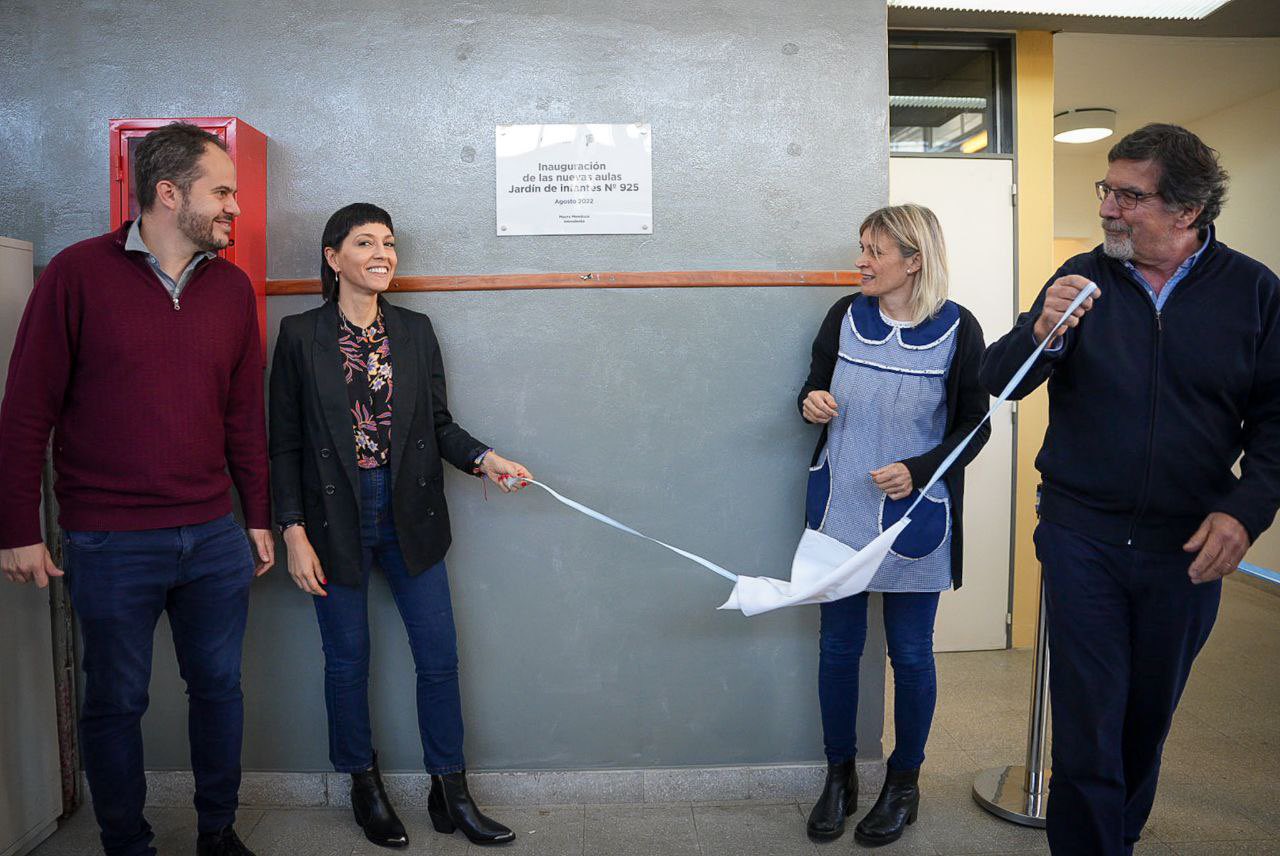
[889,45,1006,155]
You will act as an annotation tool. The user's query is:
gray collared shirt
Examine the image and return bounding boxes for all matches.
[125,219,217,302]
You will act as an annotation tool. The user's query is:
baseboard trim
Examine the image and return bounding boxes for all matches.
[139,762,886,808]
[0,818,59,856]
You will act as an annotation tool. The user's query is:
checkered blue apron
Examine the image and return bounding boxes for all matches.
[806,295,959,593]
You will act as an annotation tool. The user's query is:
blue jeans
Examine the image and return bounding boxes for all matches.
[63,513,254,856]
[1036,520,1220,856]
[818,591,940,770]
[312,465,465,774]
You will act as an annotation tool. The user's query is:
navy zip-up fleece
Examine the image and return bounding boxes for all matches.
[980,236,1280,552]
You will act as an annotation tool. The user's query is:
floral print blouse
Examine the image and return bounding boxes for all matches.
[338,307,393,469]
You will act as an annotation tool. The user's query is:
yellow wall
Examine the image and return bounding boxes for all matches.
[1053,237,1094,267]
[1186,88,1280,282]
[1054,152,1103,240]
[1011,31,1055,647]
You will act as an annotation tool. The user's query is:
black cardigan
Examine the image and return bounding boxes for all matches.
[798,293,992,588]
[269,299,490,586]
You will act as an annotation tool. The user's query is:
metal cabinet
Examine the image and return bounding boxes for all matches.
[0,236,62,856]
[109,116,268,355]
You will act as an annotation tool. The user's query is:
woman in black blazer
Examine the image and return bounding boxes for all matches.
[270,203,530,849]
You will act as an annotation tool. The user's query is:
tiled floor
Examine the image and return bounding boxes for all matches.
[30,577,1278,855]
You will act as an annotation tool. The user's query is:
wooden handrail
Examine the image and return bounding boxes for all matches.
[266,269,860,295]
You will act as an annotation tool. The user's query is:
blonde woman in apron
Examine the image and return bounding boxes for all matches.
[799,204,992,845]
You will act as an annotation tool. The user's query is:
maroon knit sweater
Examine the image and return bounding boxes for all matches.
[0,223,270,548]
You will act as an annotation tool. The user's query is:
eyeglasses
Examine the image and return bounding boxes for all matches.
[1095,180,1161,210]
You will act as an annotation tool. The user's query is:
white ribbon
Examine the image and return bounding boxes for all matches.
[720,281,1099,615]
[512,282,1098,615]
[904,281,1099,517]
[515,479,739,582]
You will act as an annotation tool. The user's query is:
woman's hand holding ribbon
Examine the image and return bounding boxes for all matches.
[870,462,913,501]
[481,452,533,493]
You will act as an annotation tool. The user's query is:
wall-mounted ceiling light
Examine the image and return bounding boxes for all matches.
[1053,108,1117,144]
[887,1,1232,19]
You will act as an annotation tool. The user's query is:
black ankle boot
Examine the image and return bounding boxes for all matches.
[806,759,858,841]
[350,756,408,848]
[854,766,920,846]
[428,771,515,845]
[196,826,254,856]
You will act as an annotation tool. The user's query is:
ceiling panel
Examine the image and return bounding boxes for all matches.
[1053,33,1280,154]
[888,0,1280,36]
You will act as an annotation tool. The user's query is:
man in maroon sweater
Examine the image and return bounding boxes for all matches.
[0,123,272,856]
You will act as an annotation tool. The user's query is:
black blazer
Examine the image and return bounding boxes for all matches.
[269,298,489,586]
[798,293,991,589]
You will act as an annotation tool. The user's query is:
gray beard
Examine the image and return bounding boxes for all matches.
[1102,228,1134,262]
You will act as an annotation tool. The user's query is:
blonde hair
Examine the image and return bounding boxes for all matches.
[858,203,949,326]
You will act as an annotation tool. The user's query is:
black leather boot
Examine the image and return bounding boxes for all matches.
[855,766,920,846]
[428,771,515,845]
[806,759,858,841]
[196,826,255,856]
[351,756,409,848]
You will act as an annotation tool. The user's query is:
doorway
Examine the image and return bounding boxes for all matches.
[890,156,1017,651]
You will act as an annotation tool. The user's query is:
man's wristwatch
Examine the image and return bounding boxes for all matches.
[280,521,305,535]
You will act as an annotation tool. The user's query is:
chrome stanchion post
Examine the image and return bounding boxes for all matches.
[1022,576,1051,811]
[972,572,1051,827]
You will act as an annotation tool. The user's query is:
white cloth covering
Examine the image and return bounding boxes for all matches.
[718,520,910,616]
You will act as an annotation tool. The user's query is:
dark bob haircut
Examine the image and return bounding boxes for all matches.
[1108,123,1228,230]
[132,122,227,213]
[320,203,395,302]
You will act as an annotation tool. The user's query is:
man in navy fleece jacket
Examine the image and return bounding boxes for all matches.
[0,123,273,856]
[981,124,1280,856]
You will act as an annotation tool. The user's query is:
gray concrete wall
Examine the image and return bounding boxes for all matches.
[0,0,889,772]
